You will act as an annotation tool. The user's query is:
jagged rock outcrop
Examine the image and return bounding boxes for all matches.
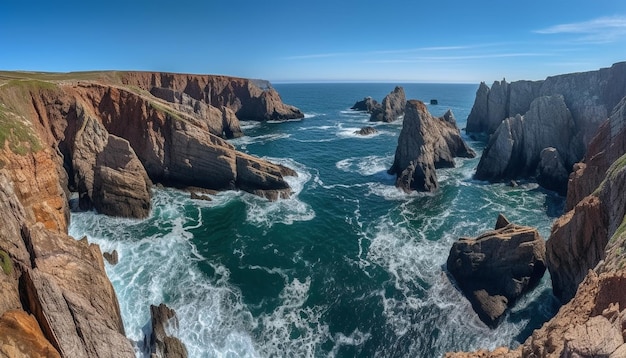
[466,62,626,141]
[389,101,475,192]
[370,86,406,122]
[72,107,151,218]
[351,97,379,112]
[146,304,188,358]
[474,94,579,193]
[120,72,304,122]
[0,71,303,358]
[446,94,626,358]
[447,215,547,327]
[468,62,626,193]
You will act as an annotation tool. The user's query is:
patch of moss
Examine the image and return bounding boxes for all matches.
[592,153,626,196]
[0,250,12,275]
[148,101,185,122]
[0,105,42,155]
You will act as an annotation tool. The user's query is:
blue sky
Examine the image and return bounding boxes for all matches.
[1,0,625,83]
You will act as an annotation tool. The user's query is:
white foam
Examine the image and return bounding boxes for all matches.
[243,157,315,228]
[255,276,330,357]
[68,189,262,357]
[228,133,291,147]
[335,155,393,176]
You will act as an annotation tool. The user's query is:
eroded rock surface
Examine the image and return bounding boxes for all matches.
[370,86,406,122]
[388,101,475,192]
[447,216,546,327]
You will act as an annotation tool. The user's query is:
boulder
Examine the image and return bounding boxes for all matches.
[474,95,578,194]
[388,101,475,192]
[354,126,378,136]
[147,304,188,358]
[103,250,119,265]
[351,97,379,112]
[370,86,406,122]
[537,147,569,196]
[447,217,546,327]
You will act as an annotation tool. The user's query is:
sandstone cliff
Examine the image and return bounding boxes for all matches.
[468,62,626,194]
[388,101,475,192]
[0,71,303,357]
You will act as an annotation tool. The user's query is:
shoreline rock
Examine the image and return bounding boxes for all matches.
[447,215,546,327]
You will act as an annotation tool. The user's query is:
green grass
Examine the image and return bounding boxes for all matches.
[148,101,185,122]
[5,79,58,91]
[0,250,12,275]
[0,105,42,155]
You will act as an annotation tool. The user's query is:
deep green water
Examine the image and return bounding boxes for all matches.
[69,83,562,357]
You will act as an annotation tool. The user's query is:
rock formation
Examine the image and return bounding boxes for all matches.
[445,90,626,357]
[474,95,579,194]
[468,62,626,194]
[351,97,379,112]
[0,70,304,357]
[120,72,304,123]
[388,102,475,192]
[370,86,406,122]
[146,304,188,358]
[354,126,378,136]
[447,215,547,327]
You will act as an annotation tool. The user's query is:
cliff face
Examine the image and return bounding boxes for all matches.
[446,83,626,358]
[0,71,304,357]
[118,71,304,122]
[470,62,626,194]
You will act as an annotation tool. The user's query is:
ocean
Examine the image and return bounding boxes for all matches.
[68,83,562,357]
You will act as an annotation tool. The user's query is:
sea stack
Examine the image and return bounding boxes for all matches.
[388,101,475,192]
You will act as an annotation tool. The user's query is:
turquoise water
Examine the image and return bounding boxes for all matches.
[69,83,562,357]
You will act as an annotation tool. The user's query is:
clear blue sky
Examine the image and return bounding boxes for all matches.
[1,0,625,83]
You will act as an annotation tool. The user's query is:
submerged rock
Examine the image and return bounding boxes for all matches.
[447,216,546,327]
[354,126,378,136]
[388,101,475,192]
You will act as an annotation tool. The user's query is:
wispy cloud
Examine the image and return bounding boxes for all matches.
[365,52,549,64]
[535,16,626,43]
[283,43,504,61]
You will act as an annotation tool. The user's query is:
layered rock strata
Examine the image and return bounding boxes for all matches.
[447,215,547,327]
[474,94,579,193]
[0,71,304,357]
[119,71,304,122]
[388,102,475,192]
[446,92,626,357]
[468,62,626,193]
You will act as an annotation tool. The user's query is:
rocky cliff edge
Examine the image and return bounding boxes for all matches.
[0,71,304,357]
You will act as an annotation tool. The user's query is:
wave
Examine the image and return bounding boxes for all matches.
[228,133,291,148]
[242,157,315,228]
[336,155,394,177]
[68,189,260,357]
